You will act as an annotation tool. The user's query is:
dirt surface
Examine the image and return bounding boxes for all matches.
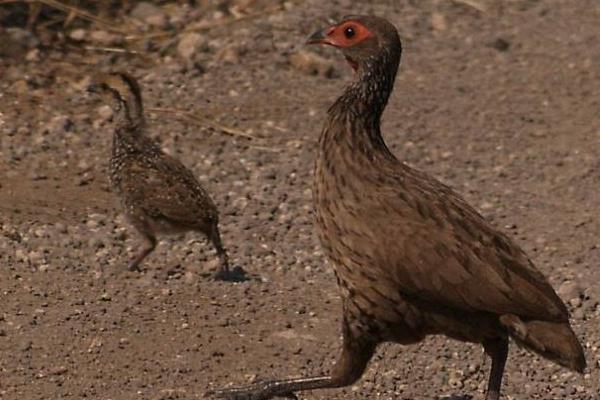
[1,1,600,399]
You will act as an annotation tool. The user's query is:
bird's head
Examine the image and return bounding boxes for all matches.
[306,15,401,73]
[87,71,144,124]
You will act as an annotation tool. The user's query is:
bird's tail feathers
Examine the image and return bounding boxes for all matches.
[499,314,586,373]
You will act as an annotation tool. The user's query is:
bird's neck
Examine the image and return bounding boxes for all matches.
[346,54,398,119]
[111,104,154,158]
[112,96,145,136]
[324,50,400,159]
[113,94,145,131]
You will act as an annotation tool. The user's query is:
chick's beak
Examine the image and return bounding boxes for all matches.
[306,26,334,45]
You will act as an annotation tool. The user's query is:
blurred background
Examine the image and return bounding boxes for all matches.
[0,1,599,399]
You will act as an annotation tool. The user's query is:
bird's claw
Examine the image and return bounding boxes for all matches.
[205,387,258,400]
[127,262,141,272]
[205,383,297,400]
[211,269,233,281]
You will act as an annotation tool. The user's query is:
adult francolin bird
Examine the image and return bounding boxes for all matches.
[88,72,232,280]
[209,16,586,400]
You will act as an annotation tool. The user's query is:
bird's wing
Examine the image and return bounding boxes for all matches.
[118,154,218,227]
[367,167,568,322]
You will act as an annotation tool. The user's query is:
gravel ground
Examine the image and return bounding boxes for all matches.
[1,1,599,399]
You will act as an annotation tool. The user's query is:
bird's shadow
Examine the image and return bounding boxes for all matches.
[201,265,259,283]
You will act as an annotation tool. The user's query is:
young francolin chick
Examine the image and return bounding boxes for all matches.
[88,72,232,280]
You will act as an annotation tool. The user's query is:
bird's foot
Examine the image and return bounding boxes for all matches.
[206,381,297,400]
[127,261,141,272]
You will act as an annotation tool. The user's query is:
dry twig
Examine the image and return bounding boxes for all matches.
[148,107,258,140]
[81,45,142,55]
[450,0,488,13]
[0,0,129,32]
[125,3,285,42]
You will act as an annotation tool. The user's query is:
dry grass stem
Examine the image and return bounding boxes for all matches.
[148,107,259,140]
[451,0,488,12]
[125,3,285,42]
[0,0,129,32]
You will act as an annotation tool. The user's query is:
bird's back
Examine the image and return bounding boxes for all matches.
[314,121,568,329]
[110,126,218,231]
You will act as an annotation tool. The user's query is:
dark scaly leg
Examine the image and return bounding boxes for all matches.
[483,337,509,400]
[128,231,156,271]
[208,224,231,280]
[207,315,377,399]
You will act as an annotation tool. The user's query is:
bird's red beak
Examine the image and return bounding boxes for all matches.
[306,26,336,46]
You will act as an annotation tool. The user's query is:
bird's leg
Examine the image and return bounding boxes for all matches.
[208,225,231,280]
[27,2,42,31]
[207,317,377,400]
[483,336,509,400]
[128,231,156,271]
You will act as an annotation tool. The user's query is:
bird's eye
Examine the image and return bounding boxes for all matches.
[344,26,355,39]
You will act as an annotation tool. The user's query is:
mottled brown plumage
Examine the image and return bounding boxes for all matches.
[88,72,232,280]
[210,16,586,400]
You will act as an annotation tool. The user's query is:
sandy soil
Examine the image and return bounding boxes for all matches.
[1,1,599,399]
